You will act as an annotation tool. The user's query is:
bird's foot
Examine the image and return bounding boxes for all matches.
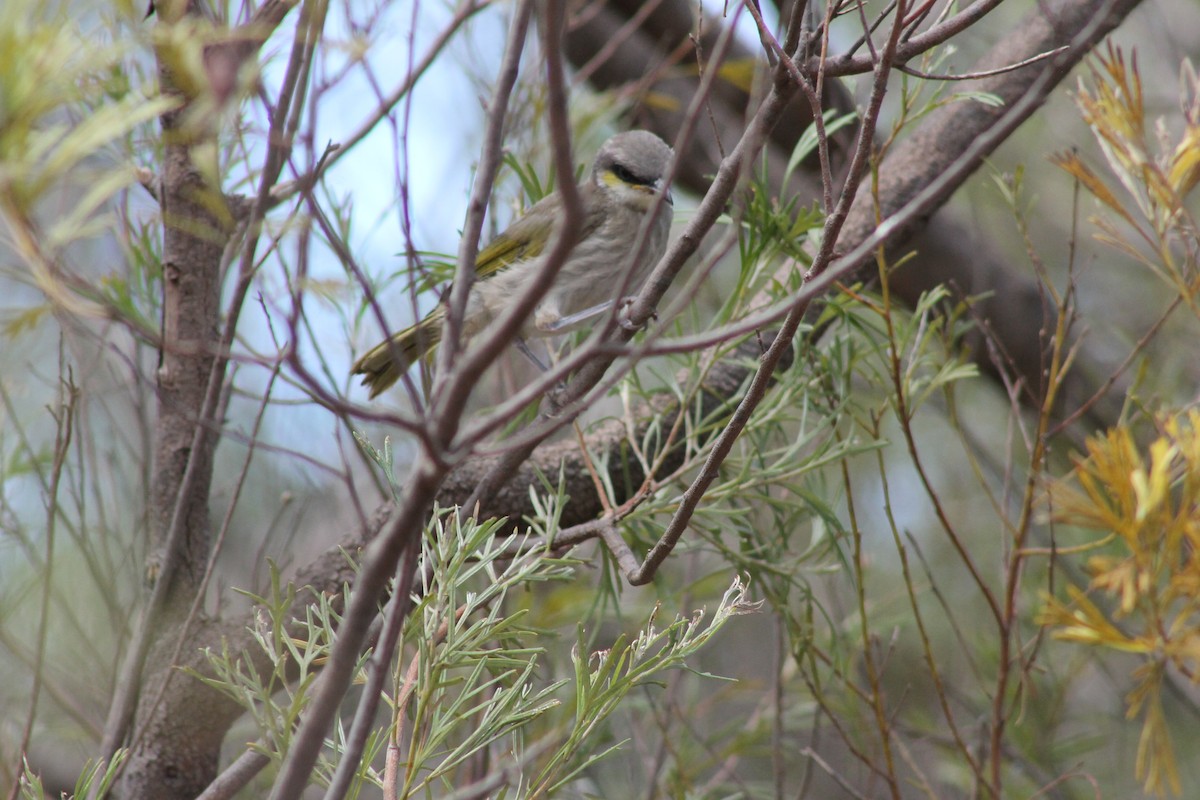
[618,296,656,332]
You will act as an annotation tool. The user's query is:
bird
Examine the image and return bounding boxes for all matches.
[351,130,675,398]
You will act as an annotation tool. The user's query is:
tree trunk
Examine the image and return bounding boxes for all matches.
[118,17,235,797]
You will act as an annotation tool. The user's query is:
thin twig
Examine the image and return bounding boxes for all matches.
[432,6,542,386]
[276,1,486,207]
[571,0,669,85]
[813,0,1007,77]
[1048,295,1178,437]
[194,750,271,800]
[5,368,75,800]
[872,413,986,784]
[296,185,429,433]
[895,45,1069,81]
[799,747,872,800]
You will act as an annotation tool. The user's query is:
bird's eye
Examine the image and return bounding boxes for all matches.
[611,164,646,186]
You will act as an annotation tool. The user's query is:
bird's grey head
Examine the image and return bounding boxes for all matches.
[592,130,674,207]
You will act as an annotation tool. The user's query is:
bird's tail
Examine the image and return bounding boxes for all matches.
[351,306,444,397]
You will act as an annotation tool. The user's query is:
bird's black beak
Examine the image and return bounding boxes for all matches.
[657,179,674,206]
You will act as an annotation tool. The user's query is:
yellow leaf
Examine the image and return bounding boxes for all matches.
[1050,150,1138,227]
[641,91,680,112]
[1131,438,1177,523]
[1040,586,1147,652]
[717,57,759,93]
[1167,126,1200,197]
[2,303,50,337]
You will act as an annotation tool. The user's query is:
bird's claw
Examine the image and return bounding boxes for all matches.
[617,296,656,332]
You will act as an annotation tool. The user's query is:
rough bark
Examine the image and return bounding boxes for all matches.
[118,50,234,800]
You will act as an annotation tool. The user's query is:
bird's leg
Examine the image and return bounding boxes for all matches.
[538,296,654,335]
[515,337,552,373]
[536,300,614,334]
[515,337,572,396]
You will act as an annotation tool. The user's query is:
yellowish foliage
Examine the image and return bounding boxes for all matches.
[641,91,681,112]
[1043,51,1200,792]
[1053,45,1200,313]
[1049,150,1138,227]
[1040,410,1200,795]
[716,57,759,94]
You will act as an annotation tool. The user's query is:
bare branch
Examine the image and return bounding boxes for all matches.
[194,750,270,800]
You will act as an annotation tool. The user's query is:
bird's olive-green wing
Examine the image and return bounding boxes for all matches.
[474,187,606,279]
[474,195,557,278]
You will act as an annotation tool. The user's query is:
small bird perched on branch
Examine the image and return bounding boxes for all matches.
[352,130,675,398]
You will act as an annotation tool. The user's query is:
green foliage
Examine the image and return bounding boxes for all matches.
[191,563,359,767]
[890,40,1003,135]
[0,0,172,214]
[396,250,458,303]
[394,511,572,797]
[733,115,849,284]
[196,475,753,798]
[531,579,757,796]
[18,750,128,800]
[97,219,164,337]
[0,0,170,342]
[502,150,557,207]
